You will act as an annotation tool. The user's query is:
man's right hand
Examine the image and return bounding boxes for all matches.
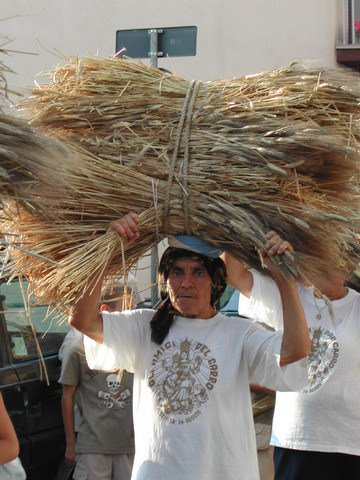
[264,231,293,256]
[110,212,140,244]
[69,212,141,342]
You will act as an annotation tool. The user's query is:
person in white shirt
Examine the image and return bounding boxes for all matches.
[223,230,360,480]
[69,212,310,480]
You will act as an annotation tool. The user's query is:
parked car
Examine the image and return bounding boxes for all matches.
[0,277,69,480]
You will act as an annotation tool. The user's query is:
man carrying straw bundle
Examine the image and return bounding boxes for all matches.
[224,232,360,480]
[69,212,310,480]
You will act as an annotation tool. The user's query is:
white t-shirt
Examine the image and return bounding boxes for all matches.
[239,269,360,456]
[84,308,307,480]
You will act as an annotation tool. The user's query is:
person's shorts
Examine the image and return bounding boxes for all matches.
[255,423,274,480]
[274,447,360,480]
[73,453,134,480]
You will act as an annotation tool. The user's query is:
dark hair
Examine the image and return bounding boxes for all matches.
[150,247,227,344]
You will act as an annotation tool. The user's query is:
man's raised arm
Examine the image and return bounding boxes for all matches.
[265,258,311,366]
[69,212,140,344]
[223,232,310,365]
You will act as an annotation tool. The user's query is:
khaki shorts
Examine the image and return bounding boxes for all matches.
[73,453,134,480]
[255,422,274,480]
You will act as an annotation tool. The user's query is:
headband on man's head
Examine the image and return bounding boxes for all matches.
[167,235,223,258]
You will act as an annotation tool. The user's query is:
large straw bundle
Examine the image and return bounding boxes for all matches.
[1,56,359,306]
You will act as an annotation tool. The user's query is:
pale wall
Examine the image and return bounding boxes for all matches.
[2,0,340,89]
[0,0,341,301]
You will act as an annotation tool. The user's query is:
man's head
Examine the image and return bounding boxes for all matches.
[150,236,227,345]
[158,246,227,318]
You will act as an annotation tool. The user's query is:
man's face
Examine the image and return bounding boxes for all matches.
[166,257,215,319]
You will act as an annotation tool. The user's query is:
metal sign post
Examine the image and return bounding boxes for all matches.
[148,29,160,68]
[115,26,197,306]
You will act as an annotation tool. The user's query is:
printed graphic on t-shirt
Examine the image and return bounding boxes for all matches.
[304,326,339,393]
[148,337,218,424]
[97,373,132,409]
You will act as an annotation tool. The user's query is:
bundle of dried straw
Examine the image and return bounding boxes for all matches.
[1,56,359,306]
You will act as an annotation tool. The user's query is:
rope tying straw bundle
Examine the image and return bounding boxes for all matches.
[163,80,202,234]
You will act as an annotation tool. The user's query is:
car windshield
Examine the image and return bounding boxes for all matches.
[0,278,68,362]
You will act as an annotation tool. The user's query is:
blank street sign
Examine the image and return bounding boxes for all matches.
[116,26,197,58]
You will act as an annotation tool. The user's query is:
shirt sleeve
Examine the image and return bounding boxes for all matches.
[244,322,308,392]
[58,340,82,386]
[83,335,119,371]
[84,309,153,373]
[59,328,82,362]
[239,269,284,330]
